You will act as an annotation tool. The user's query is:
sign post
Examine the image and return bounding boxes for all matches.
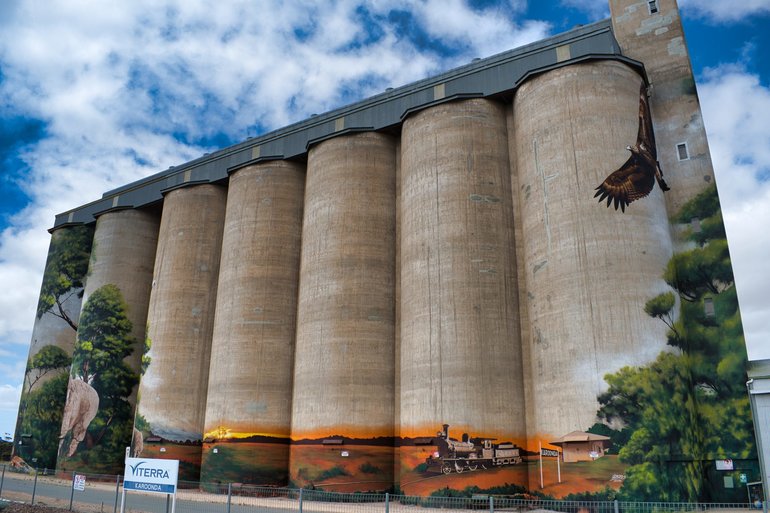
[539,441,543,489]
[120,458,179,513]
[540,446,561,485]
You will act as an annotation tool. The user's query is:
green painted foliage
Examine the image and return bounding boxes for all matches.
[15,345,72,467]
[141,325,151,376]
[36,226,94,330]
[596,185,752,502]
[25,345,72,391]
[19,373,69,469]
[66,283,139,472]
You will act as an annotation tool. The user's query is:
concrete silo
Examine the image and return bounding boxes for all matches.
[290,132,397,491]
[201,161,305,486]
[510,61,673,458]
[57,208,160,474]
[135,184,226,481]
[398,98,527,493]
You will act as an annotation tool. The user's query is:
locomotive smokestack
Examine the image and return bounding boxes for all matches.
[443,424,449,438]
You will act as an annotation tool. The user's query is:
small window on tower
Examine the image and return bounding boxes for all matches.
[648,0,659,14]
[677,142,690,161]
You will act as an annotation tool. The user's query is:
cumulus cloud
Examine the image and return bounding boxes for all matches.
[0,0,551,434]
[698,64,770,360]
[678,0,770,23]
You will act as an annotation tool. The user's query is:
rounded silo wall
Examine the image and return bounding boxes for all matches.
[15,224,93,469]
[290,132,396,491]
[398,98,527,495]
[512,61,673,483]
[135,184,226,481]
[201,161,305,486]
[57,208,160,474]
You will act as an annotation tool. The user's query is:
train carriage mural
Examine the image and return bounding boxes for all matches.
[425,425,523,475]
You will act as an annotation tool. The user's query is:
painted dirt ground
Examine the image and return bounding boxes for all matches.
[290,444,394,492]
[139,442,201,482]
[201,442,289,485]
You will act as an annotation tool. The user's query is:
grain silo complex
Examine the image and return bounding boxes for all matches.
[14,0,759,502]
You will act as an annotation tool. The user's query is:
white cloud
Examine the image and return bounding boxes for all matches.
[679,0,770,22]
[697,64,770,360]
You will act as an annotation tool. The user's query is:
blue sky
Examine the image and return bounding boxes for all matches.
[1,0,769,441]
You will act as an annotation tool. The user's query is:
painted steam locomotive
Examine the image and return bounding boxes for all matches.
[425,424,523,474]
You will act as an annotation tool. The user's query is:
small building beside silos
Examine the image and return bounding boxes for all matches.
[14,0,758,501]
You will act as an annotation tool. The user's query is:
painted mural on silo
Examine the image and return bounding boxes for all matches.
[584,182,754,503]
[509,63,754,502]
[57,284,139,472]
[397,98,528,497]
[511,62,674,500]
[200,161,305,487]
[289,133,397,492]
[14,224,93,469]
[56,209,159,474]
[387,62,755,501]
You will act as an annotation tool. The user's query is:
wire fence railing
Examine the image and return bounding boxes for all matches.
[0,464,763,513]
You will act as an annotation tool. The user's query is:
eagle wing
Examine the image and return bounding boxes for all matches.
[637,83,657,160]
[594,154,656,212]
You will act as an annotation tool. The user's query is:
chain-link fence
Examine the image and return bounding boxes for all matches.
[0,465,762,513]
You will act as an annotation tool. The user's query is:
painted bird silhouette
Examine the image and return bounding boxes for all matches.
[594,83,670,212]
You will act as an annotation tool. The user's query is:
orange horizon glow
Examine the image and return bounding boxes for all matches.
[203,426,291,440]
[203,423,563,450]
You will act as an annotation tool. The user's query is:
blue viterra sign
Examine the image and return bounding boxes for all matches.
[123,458,179,494]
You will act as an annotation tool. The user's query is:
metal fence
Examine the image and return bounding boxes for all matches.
[0,465,762,513]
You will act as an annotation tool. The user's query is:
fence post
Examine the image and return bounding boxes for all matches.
[113,474,121,513]
[614,499,619,513]
[69,472,76,510]
[490,495,495,513]
[299,488,303,513]
[227,483,232,513]
[31,468,38,505]
[385,492,389,513]
[0,464,6,499]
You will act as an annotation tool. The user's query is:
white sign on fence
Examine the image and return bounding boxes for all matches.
[73,474,86,491]
[123,457,179,494]
[715,459,734,471]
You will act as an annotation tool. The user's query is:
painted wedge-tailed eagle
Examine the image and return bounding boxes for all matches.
[594,83,670,212]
